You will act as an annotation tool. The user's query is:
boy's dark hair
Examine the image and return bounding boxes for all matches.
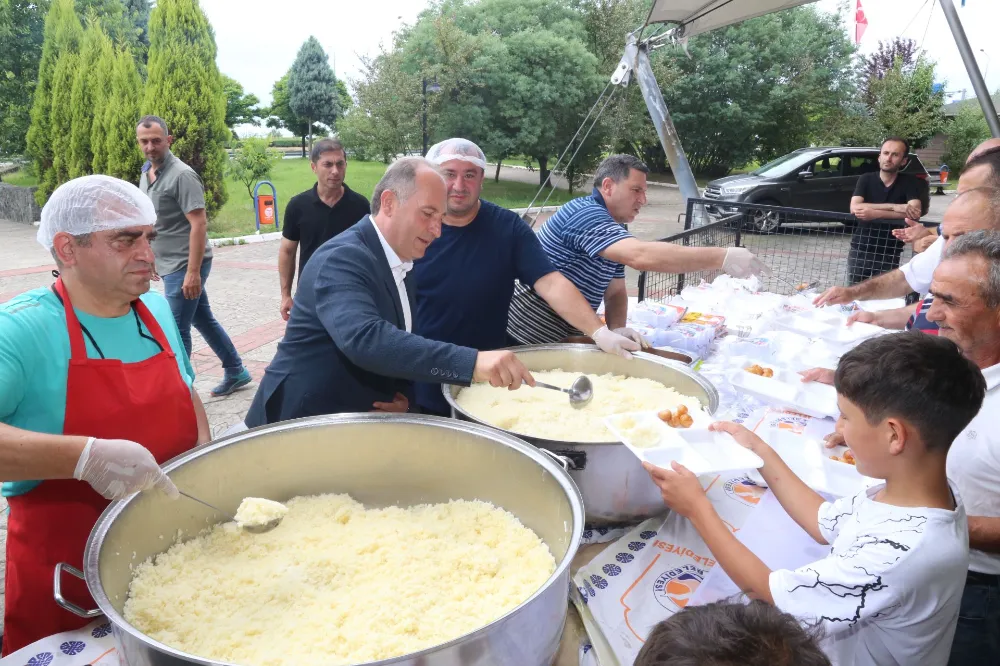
[882,135,911,157]
[634,600,830,666]
[835,332,986,452]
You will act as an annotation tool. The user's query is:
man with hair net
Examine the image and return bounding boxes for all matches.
[0,175,209,653]
[508,153,770,345]
[415,138,641,415]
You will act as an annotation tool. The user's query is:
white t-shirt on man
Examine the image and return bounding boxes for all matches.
[900,235,944,294]
[769,483,969,666]
[948,362,1000,575]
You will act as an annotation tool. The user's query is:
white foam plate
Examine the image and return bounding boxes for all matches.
[605,411,764,475]
[816,320,886,345]
[727,367,839,419]
[763,430,876,497]
[771,313,837,337]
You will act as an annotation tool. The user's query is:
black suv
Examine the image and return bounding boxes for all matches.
[703,147,930,233]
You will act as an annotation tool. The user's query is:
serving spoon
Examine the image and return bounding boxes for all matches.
[177,490,284,534]
[533,375,594,409]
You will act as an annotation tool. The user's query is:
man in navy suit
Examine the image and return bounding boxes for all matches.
[244,157,534,426]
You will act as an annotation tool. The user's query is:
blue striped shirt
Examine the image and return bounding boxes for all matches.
[535,189,632,309]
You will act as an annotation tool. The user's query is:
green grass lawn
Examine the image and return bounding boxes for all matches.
[211,158,574,238]
[1,169,38,187]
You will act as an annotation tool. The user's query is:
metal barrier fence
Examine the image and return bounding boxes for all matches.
[638,198,935,302]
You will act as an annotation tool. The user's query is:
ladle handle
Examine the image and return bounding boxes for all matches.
[533,381,569,394]
[178,490,235,521]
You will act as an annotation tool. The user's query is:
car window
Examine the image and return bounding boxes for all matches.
[806,156,842,178]
[753,149,826,178]
[845,154,879,176]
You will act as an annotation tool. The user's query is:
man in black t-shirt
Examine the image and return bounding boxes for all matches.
[277,138,371,320]
[848,137,924,284]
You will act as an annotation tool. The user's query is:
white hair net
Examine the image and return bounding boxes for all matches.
[426,138,487,170]
[37,174,157,250]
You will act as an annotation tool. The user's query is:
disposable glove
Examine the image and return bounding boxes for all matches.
[722,248,771,278]
[593,325,641,358]
[612,326,651,349]
[73,437,178,500]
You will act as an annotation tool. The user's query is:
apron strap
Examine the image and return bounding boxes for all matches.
[53,279,88,360]
[133,299,173,352]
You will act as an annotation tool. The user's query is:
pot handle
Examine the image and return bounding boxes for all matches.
[54,562,103,619]
[541,448,585,471]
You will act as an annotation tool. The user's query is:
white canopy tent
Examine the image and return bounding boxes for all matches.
[647,0,819,38]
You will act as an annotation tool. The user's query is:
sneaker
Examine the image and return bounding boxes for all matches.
[211,368,252,397]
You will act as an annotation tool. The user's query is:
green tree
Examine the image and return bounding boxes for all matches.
[227,137,280,201]
[264,72,325,157]
[102,46,143,181]
[27,0,82,203]
[48,49,79,190]
[0,0,49,157]
[77,0,150,61]
[88,28,116,174]
[68,18,110,178]
[942,102,993,168]
[338,44,422,163]
[142,0,229,217]
[866,58,945,149]
[288,36,339,154]
[222,74,262,136]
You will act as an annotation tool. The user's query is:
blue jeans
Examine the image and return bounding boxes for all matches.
[162,259,243,376]
[948,572,1000,665]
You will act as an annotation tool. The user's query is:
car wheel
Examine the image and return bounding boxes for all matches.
[743,199,782,234]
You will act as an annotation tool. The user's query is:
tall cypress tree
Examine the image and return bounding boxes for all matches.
[142,0,228,217]
[104,47,144,182]
[68,18,108,178]
[27,0,82,205]
[89,31,117,175]
[288,36,339,155]
[48,49,79,190]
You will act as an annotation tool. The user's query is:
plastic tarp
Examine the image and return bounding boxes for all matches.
[648,0,819,37]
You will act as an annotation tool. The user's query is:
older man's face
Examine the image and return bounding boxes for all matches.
[926,256,1000,361]
[940,192,992,250]
[602,169,648,224]
[388,167,446,260]
[57,225,157,300]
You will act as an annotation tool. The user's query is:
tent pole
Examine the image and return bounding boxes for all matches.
[939,0,1000,138]
[632,37,704,224]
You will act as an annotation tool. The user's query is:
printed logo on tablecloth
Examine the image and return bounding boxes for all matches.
[27,653,54,666]
[723,476,767,506]
[767,413,809,434]
[653,564,707,611]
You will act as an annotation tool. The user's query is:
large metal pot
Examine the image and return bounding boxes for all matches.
[443,344,719,526]
[57,414,584,666]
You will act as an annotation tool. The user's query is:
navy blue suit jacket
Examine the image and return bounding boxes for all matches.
[245,216,478,426]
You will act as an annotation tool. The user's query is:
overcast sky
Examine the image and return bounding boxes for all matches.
[201,0,1000,135]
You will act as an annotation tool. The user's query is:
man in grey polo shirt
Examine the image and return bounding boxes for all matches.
[136,115,251,396]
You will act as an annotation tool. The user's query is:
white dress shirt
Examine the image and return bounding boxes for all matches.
[371,219,413,332]
[948,362,1000,574]
[900,235,944,294]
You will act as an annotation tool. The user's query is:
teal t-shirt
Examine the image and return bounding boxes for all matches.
[0,287,195,497]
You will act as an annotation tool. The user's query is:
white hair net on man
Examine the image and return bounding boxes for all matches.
[37,174,157,250]
[425,138,487,171]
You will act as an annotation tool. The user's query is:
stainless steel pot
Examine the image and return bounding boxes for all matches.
[56,414,584,666]
[443,344,720,526]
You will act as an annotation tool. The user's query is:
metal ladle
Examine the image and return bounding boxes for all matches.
[533,375,594,409]
[177,490,283,534]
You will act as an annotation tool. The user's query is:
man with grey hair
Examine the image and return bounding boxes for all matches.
[507,154,768,345]
[245,157,534,425]
[923,230,1000,665]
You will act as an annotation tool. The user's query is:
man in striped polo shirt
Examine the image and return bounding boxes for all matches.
[507,154,768,344]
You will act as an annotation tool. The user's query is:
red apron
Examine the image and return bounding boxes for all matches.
[2,279,198,655]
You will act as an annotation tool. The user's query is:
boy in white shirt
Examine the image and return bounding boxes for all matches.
[644,333,986,666]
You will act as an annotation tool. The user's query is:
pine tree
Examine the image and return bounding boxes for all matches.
[104,47,144,182]
[27,0,83,205]
[288,36,339,154]
[68,19,109,178]
[89,32,117,174]
[141,0,228,217]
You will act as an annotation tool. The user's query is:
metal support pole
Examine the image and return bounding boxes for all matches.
[632,37,704,224]
[422,77,429,157]
[939,0,1000,138]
